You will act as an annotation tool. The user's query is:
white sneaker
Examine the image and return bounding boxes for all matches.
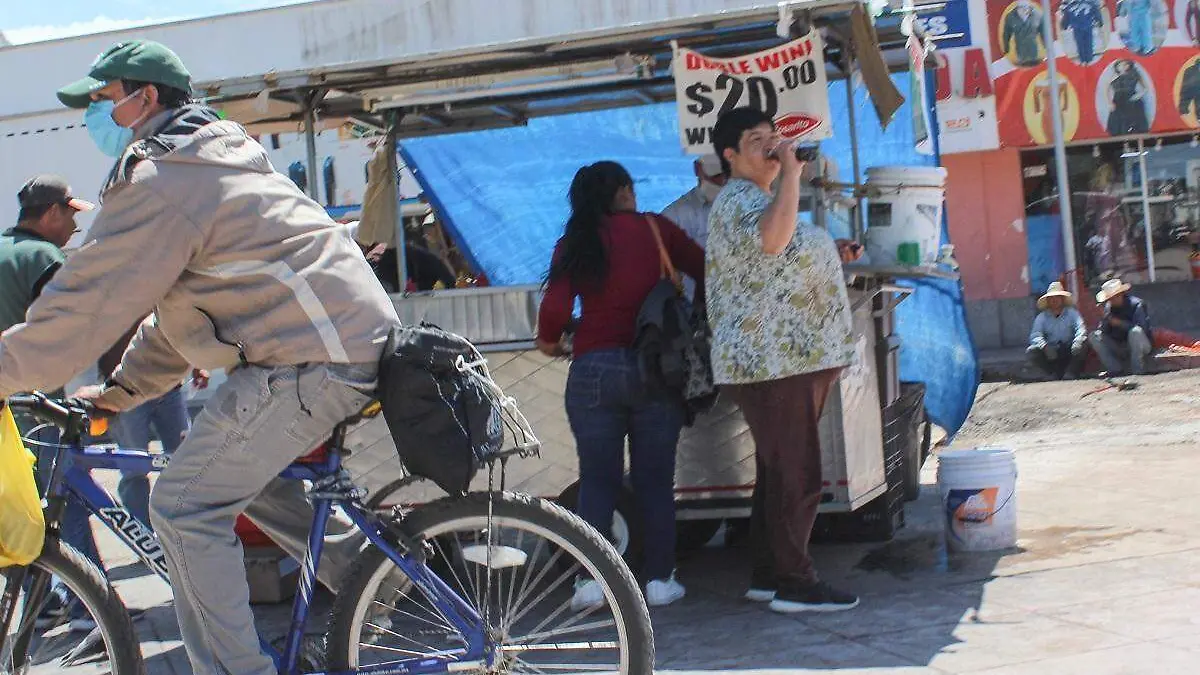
[571,579,606,612]
[645,575,686,607]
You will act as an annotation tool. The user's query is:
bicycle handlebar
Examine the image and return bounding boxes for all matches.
[4,392,109,436]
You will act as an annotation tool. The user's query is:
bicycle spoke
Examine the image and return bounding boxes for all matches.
[512,617,618,647]
[506,547,568,624]
[505,560,581,631]
[369,598,454,634]
[515,659,620,672]
[358,641,461,659]
[469,530,483,610]
[511,588,596,644]
[430,536,475,614]
[381,575,460,636]
[503,528,526,626]
[362,620,452,658]
[504,535,548,631]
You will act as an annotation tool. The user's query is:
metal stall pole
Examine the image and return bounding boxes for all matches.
[1136,138,1156,282]
[302,90,322,202]
[844,54,865,242]
[385,112,409,292]
[1038,0,1080,296]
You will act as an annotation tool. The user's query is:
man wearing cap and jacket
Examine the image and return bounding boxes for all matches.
[1090,277,1153,375]
[1,176,105,629]
[662,154,727,300]
[0,40,401,675]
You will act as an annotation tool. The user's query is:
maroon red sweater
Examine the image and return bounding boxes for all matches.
[537,212,705,357]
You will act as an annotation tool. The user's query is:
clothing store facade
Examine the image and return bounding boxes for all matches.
[929,0,1200,349]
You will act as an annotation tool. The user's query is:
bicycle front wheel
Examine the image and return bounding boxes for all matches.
[327,492,654,674]
[0,537,144,675]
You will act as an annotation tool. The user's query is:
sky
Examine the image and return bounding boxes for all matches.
[0,0,312,45]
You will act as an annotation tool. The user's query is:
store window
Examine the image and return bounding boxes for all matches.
[1021,133,1200,289]
[1141,135,1200,281]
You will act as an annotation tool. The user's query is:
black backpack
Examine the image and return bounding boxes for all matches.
[377,324,504,494]
[632,216,717,424]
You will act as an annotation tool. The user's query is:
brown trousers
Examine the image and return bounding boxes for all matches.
[727,367,842,585]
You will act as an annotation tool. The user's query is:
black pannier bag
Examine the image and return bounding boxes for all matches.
[376,324,504,494]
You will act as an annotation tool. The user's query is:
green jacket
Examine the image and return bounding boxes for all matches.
[0,227,64,333]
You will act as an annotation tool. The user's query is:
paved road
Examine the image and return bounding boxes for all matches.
[25,370,1200,673]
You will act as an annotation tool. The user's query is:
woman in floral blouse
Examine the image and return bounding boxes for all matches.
[707,107,862,614]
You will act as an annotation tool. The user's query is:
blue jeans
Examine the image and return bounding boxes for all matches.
[565,349,683,581]
[112,386,191,529]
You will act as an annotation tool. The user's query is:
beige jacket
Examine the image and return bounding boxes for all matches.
[0,106,399,410]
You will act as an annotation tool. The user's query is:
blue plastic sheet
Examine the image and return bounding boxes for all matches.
[402,72,979,435]
[399,108,697,286]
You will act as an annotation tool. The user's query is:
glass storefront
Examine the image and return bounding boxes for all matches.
[1022,133,1200,289]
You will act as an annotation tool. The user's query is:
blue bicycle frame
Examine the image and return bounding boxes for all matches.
[42,417,489,675]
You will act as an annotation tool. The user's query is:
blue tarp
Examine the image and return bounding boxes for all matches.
[402,72,979,435]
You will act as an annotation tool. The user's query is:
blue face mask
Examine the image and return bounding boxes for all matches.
[85,100,135,158]
[84,88,148,158]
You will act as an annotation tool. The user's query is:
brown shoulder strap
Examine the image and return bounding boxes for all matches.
[644,214,681,287]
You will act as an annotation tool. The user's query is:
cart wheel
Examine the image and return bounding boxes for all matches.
[557,480,644,569]
[902,409,927,502]
[675,518,723,555]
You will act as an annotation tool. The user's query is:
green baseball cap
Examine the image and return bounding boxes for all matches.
[57,40,191,109]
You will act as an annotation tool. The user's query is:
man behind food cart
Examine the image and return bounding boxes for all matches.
[662,153,725,300]
[706,106,862,614]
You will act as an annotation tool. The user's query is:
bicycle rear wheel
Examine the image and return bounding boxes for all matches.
[327,492,654,674]
[0,538,143,675]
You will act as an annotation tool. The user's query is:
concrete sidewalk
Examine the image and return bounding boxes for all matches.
[59,371,1200,672]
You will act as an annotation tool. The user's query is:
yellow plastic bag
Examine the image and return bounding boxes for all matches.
[0,406,45,566]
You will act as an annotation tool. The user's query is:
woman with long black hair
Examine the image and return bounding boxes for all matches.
[537,161,705,609]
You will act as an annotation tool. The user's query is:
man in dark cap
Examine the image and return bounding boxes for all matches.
[0,40,400,675]
[1,175,103,630]
[0,175,92,328]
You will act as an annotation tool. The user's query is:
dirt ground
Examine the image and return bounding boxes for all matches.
[956,369,1200,444]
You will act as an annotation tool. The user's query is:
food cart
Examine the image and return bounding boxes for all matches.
[192,0,956,554]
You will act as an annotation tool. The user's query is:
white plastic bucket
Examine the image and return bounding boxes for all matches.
[937,447,1018,553]
[864,166,947,266]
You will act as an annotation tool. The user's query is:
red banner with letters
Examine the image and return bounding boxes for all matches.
[987,0,1200,146]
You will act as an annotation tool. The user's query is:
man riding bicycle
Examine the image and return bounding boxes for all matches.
[0,40,400,675]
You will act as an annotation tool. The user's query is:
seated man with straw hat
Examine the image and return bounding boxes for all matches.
[1089,277,1154,375]
[1027,281,1088,380]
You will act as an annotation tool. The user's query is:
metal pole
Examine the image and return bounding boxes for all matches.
[303,91,320,202]
[844,55,864,242]
[385,114,409,292]
[1137,138,1155,282]
[1038,0,1079,296]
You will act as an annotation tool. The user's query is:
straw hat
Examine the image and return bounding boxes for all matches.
[1037,281,1074,310]
[1095,278,1132,304]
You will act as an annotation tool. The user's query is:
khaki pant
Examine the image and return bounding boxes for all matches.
[151,363,375,675]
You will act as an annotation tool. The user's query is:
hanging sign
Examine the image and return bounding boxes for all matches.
[673,30,833,154]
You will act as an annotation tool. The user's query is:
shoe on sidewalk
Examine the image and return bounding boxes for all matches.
[745,568,776,602]
[645,574,685,607]
[769,581,859,613]
[571,579,605,612]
